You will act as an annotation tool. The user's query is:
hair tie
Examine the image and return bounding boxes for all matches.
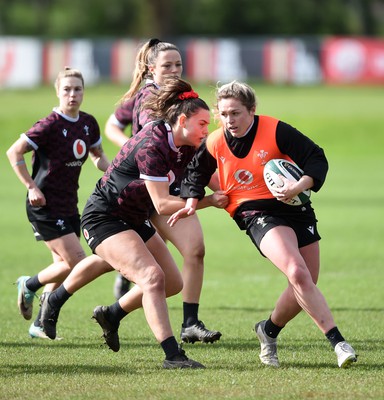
[148,38,161,48]
[178,90,199,100]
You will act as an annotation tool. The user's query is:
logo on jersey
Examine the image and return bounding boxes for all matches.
[73,139,87,159]
[307,225,315,234]
[234,169,254,185]
[256,149,268,165]
[84,125,89,135]
[62,129,68,137]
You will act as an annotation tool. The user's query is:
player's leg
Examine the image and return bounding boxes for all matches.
[151,213,222,344]
[95,229,203,368]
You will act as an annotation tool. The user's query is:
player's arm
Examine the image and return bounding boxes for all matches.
[104,114,129,148]
[6,136,46,206]
[145,180,187,216]
[89,143,110,172]
[145,180,228,217]
[276,121,328,192]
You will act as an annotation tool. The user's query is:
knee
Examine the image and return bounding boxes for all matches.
[67,251,86,269]
[181,240,205,262]
[287,263,312,288]
[138,265,166,293]
[166,275,183,297]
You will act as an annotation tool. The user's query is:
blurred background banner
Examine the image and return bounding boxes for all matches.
[42,40,100,86]
[1,36,384,88]
[0,37,41,88]
[322,37,384,84]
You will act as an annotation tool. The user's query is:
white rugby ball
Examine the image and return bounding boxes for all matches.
[263,159,311,206]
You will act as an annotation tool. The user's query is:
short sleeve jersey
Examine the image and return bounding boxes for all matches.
[87,121,195,227]
[113,81,157,136]
[23,108,101,220]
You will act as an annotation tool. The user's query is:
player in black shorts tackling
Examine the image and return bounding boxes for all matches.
[40,78,228,369]
[105,38,222,345]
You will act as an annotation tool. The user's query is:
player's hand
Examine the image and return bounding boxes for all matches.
[167,206,195,227]
[28,187,46,207]
[272,175,299,203]
[209,190,228,208]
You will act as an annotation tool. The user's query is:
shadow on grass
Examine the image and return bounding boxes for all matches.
[0,362,140,377]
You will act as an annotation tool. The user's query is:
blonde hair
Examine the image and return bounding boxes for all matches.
[55,67,84,91]
[215,80,257,111]
[121,39,181,102]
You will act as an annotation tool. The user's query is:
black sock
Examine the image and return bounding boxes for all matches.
[108,301,128,322]
[183,302,199,326]
[325,326,345,349]
[34,306,43,327]
[48,285,72,309]
[26,275,43,293]
[264,317,284,339]
[161,336,180,360]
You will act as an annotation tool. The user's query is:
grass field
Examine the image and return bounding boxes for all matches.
[0,83,383,400]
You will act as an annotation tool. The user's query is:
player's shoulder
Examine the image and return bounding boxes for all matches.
[79,110,95,119]
[139,83,157,98]
[30,111,58,131]
[206,126,225,147]
[79,110,98,124]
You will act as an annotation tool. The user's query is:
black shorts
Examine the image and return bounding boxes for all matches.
[81,211,156,253]
[235,205,321,256]
[30,215,81,242]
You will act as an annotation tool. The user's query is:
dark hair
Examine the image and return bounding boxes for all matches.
[142,77,209,126]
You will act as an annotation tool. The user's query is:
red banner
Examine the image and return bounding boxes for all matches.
[322,37,384,84]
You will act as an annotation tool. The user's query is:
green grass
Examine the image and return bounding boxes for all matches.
[0,84,383,399]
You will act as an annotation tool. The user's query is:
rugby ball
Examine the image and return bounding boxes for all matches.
[263,159,311,206]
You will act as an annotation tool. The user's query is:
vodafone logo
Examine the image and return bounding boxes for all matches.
[73,139,86,159]
[83,228,89,240]
[234,169,253,185]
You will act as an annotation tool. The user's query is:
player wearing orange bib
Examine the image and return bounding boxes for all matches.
[169,80,357,369]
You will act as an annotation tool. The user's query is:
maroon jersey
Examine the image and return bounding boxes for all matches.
[84,121,195,227]
[112,81,157,136]
[24,108,101,220]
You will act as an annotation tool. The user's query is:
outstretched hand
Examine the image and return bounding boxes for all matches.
[167,206,195,227]
[167,197,198,227]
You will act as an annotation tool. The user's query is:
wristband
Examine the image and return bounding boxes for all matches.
[13,160,26,167]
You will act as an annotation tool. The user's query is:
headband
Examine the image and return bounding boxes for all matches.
[178,90,199,100]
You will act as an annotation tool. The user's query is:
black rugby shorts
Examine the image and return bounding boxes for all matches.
[30,215,81,241]
[244,212,321,256]
[81,213,156,253]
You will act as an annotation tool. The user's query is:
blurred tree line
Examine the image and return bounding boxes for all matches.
[0,0,383,38]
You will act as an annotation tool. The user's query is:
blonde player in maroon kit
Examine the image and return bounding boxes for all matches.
[7,67,109,339]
